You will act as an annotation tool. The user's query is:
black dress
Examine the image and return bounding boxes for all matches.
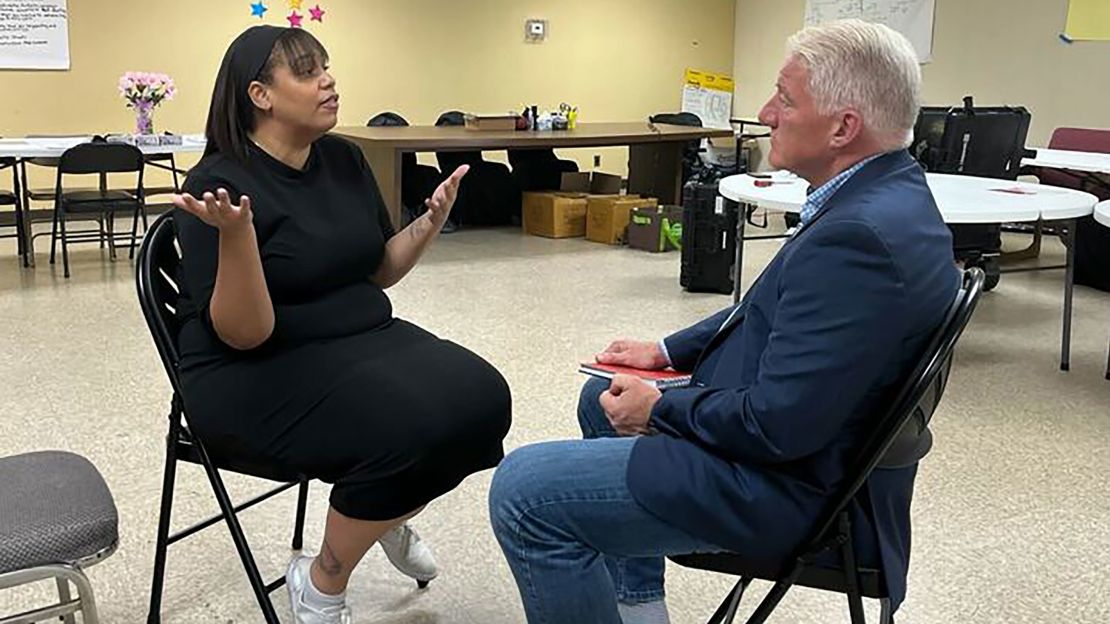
[173,136,511,521]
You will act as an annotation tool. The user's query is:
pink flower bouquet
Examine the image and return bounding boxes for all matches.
[118,72,176,134]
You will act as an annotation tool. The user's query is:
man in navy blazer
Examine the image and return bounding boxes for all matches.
[490,19,960,624]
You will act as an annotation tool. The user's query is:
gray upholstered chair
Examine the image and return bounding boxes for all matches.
[0,451,118,624]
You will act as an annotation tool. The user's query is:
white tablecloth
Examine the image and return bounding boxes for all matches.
[0,135,206,159]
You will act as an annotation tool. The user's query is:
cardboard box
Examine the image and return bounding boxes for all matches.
[559,171,623,195]
[586,196,659,245]
[522,192,590,238]
[627,205,684,252]
[464,114,518,131]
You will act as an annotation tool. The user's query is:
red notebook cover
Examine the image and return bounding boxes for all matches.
[578,362,693,389]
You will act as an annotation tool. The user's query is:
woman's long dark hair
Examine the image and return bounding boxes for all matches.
[203,28,329,164]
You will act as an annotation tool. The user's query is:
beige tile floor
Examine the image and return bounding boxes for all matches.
[1,218,1108,623]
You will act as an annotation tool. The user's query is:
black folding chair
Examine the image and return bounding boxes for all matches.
[49,142,146,278]
[507,148,578,192]
[670,268,985,624]
[367,112,444,224]
[434,110,522,226]
[143,150,185,194]
[650,112,705,186]
[0,157,27,267]
[136,213,310,624]
[20,136,99,260]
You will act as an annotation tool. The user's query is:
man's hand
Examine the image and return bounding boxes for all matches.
[600,374,662,436]
[596,339,668,370]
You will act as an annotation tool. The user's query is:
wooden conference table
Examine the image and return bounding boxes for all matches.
[333,122,735,227]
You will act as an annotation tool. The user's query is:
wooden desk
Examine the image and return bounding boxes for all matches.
[332,122,734,226]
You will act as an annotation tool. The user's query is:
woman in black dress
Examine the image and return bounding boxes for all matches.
[172,26,511,622]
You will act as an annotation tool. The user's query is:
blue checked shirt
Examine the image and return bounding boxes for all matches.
[798,154,882,226]
[658,154,887,365]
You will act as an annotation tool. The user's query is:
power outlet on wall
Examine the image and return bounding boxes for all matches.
[593,154,602,168]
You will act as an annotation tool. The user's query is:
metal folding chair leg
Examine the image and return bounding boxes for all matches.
[196,447,281,623]
[879,598,894,624]
[0,563,101,624]
[1104,339,1110,381]
[105,212,117,262]
[48,207,58,265]
[292,480,309,550]
[839,513,867,624]
[129,205,145,260]
[706,577,750,624]
[147,418,180,624]
[59,212,70,278]
[744,579,793,624]
[55,578,76,624]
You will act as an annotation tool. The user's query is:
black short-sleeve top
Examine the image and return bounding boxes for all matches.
[173,135,397,370]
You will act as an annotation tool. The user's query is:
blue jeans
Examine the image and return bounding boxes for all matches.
[489,378,723,624]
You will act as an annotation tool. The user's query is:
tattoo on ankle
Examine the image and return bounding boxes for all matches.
[319,540,344,577]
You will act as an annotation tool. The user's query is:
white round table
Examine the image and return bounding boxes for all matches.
[1095,200,1110,229]
[720,172,1100,371]
[1022,148,1110,175]
[1096,200,1110,379]
[720,172,1095,223]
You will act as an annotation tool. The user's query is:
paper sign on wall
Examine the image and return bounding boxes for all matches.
[681,69,735,130]
[0,0,70,70]
[804,0,936,63]
[1064,0,1110,41]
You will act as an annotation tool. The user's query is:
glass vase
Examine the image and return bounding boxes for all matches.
[135,103,154,135]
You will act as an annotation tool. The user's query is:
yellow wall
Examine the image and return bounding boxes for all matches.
[2,0,735,189]
[733,0,1110,162]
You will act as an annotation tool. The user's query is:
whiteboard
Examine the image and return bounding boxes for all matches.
[681,85,733,130]
[0,0,70,70]
[804,0,935,63]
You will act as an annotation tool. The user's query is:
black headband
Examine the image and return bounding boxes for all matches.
[227,25,287,92]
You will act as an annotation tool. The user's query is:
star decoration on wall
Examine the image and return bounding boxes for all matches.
[289,0,303,9]
[309,4,325,22]
[287,10,304,27]
[250,1,268,18]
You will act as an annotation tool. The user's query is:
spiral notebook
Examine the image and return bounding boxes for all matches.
[578,362,693,389]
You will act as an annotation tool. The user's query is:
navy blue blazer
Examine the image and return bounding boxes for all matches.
[628,150,959,610]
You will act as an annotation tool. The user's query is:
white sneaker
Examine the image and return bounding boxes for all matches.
[286,555,352,624]
[379,523,438,584]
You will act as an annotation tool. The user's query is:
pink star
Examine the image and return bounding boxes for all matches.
[309,4,325,22]
[286,10,303,27]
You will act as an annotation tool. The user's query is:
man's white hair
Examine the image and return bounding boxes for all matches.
[787,19,921,150]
